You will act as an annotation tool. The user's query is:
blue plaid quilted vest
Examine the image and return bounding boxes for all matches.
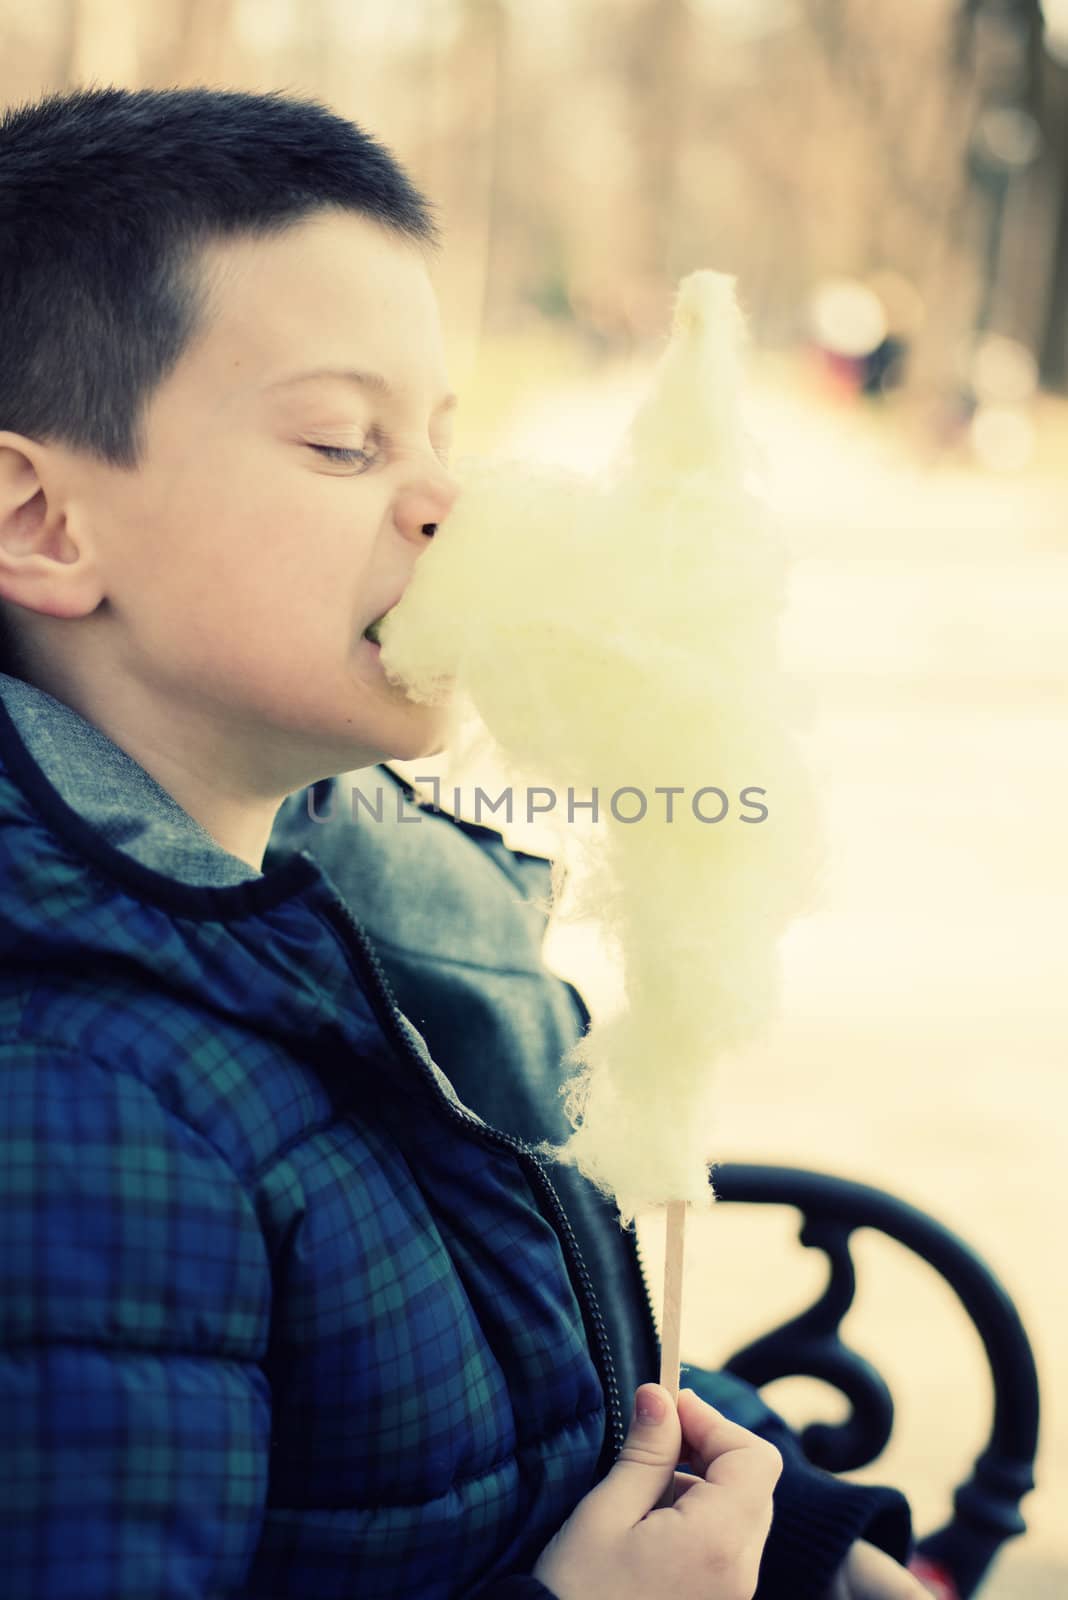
[0,676,609,1599]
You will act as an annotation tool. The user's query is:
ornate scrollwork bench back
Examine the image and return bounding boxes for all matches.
[709,1163,1041,1600]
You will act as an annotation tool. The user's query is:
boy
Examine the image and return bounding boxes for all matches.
[0,85,923,1598]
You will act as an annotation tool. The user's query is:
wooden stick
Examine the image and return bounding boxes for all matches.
[658,1198,687,1400]
[654,1199,687,1510]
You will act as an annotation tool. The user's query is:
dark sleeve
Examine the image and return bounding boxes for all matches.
[683,1367,913,1600]
[756,1427,913,1600]
[0,1041,273,1598]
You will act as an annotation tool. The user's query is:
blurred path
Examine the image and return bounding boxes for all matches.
[491,356,1066,1596]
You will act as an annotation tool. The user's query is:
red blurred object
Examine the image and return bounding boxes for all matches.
[806,341,864,401]
[908,1554,961,1599]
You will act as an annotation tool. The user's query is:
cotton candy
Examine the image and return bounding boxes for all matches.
[378,271,825,1227]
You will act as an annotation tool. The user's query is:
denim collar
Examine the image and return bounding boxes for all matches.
[0,671,264,887]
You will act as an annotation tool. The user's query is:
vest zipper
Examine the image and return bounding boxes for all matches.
[560,975,663,1385]
[313,877,626,1465]
[630,1231,662,1364]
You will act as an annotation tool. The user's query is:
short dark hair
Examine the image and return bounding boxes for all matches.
[0,83,441,679]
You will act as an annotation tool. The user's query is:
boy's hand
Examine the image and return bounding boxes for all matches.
[825,1540,938,1599]
[531,1383,782,1600]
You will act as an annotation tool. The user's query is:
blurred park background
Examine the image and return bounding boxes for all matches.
[1,2,1064,1595]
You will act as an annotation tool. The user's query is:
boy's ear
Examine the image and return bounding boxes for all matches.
[0,434,105,622]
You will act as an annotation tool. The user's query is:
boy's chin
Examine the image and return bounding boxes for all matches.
[374,701,452,763]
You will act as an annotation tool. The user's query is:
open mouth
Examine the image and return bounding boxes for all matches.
[363,611,389,646]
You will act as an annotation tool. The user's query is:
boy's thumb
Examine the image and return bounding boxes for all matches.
[587,1384,681,1527]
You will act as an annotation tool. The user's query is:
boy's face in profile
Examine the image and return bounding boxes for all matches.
[5,209,461,837]
[106,209,459,766]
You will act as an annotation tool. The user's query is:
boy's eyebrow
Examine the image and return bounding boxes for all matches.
[265,366,458,413]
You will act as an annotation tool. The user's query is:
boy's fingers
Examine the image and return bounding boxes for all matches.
[670,1471,775,1553]
[676,1388,784,1502]
[584,1383,682,1529]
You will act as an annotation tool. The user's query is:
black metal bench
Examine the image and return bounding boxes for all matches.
[710,1163,1041,1599]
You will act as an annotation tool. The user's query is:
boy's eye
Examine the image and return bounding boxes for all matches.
[310,443,375,467]
[307,434,451,470]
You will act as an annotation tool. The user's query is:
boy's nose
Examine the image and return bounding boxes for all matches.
[396,467,460,544]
